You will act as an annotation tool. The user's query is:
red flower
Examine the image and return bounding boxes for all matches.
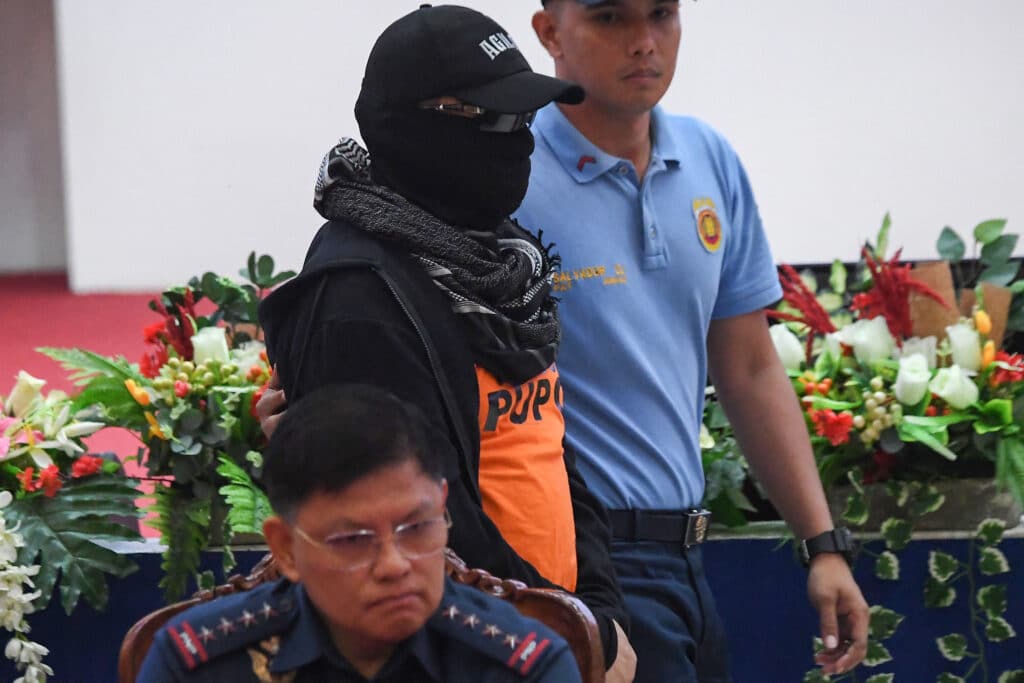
[143,321,167,344]
[850,247,948,340]
[18,467,39,493]
[251,384,268,418]
[140,344,169,379]
[990,351,1024,387]
[174,380,191,398]
[149,289,198,359]
[811,409,854,446]
[38,464,63,497]
[72,455,104,479]
[766,265,837,362]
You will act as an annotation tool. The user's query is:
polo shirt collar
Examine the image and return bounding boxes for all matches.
[270,582,441,680]
[533,103,681,183]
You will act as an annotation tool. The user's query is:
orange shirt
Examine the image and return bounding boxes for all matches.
[475,364,577,591]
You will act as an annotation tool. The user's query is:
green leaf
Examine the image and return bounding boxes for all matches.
[866,675,895,683]
[216,456,272,536]
[7,475,142,614]
[830,259,848,295]
[977,518,1007,546]
[803,669,830,683]
[881,518,912,552]
[981,234,1019,266]
[842,490,869,526]
[869,605,904,640]
[910,484,946,517]
[874,551,900,581]
[899,421,959,461]
[986,616,1016,642]
[71,375,144,422]
[929,550,960,582]
[817,292,844,313]
[37,347,141,385]
[147,484,209,601]
[974,218,1008,245]
[979,261,1021,287]
[246,251,258,283]
[864,640,892,667]
[936,633,968,661]
[977,584,1008,618]
[938,674,966,683]
[937,226,966,263]
[256,254,275,282]
[887,480,911,507]
[996,437,1024,510]
[876,213,892,259]
[976,399,1016,434]
[924,577,957,608]
[998,670,1024,683]
[1011,281,1024,295]
[979,547,1010,575]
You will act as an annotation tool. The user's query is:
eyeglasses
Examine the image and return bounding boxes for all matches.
[420,102,536,133]
[293,510,451,572]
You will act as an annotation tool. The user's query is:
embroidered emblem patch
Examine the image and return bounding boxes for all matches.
[692,198,722,253]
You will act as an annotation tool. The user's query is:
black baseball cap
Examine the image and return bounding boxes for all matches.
[358,4,583,115]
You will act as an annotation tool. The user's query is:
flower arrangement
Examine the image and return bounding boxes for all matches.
[765,216,1023,682]
[40,253,291,601]
[1,372,143,683]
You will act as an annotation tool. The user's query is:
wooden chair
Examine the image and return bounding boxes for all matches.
[118,550,605,683]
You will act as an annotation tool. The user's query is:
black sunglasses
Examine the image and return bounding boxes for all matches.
[420,102,536,133]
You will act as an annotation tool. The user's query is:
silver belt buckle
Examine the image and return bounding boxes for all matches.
[683,509,712,549]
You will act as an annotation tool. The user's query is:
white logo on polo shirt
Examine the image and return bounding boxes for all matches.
[479,32,517,60]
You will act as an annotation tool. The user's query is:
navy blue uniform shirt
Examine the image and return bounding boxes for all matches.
[138,575,581,682]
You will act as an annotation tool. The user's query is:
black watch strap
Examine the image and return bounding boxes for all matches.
[799,527,856,567]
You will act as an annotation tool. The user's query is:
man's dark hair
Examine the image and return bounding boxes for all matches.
[263,384,444,519]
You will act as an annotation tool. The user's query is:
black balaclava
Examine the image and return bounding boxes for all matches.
[357,100,534,230]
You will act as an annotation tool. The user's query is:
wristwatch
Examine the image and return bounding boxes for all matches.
[799,527,856,567]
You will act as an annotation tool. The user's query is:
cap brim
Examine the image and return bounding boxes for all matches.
[453,70,584,114]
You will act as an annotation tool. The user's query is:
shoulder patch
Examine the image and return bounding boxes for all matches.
[429,581,566,677]
[163,581,298,672]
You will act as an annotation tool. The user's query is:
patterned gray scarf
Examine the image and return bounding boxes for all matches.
[313,138,560,385]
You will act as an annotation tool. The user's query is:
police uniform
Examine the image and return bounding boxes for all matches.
[138,576,582,682]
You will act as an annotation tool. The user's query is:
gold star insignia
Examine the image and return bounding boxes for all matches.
[238,610,257,627]
[503,634,520,649]
[463,614,480,628]
[443,605,460,620]
[483,624,502,638]
[199,626,216,644]
[259,602,277,621]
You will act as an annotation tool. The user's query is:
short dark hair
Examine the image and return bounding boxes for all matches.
[263,384,444,519]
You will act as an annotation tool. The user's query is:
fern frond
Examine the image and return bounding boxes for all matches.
[217,455,271,536]
[147,483,208,602]
[37,347,142,385]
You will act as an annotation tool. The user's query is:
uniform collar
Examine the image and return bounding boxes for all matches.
[269,581,442,681]
[533,103,681,183]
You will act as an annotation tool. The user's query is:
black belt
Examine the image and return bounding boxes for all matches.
[607,508,712,549]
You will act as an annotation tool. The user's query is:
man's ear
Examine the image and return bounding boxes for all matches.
[532,10,563,59]
[264,515,300,583]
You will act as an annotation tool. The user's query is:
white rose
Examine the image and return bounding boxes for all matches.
[229,340,266,375]
[4,372,46,419]
[929,365,980,410]
[835,317,895,365]
[893,354,931,406]
[822,332,843,362]
[768,325,805,371]
[898,336,938,369]
[945,322,982,371]
[191,327,230,366]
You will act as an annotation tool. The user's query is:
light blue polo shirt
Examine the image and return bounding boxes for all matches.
[514,104,782,511]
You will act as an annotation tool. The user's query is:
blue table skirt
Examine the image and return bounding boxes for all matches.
[5,536,1021,681]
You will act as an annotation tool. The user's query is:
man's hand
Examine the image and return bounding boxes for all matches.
[606,620,636,683]
[255,369,288,440]
[808,553,869,676]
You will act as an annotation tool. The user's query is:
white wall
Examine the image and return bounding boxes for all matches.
[0,0,66,273]
[54,1,1024,292]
